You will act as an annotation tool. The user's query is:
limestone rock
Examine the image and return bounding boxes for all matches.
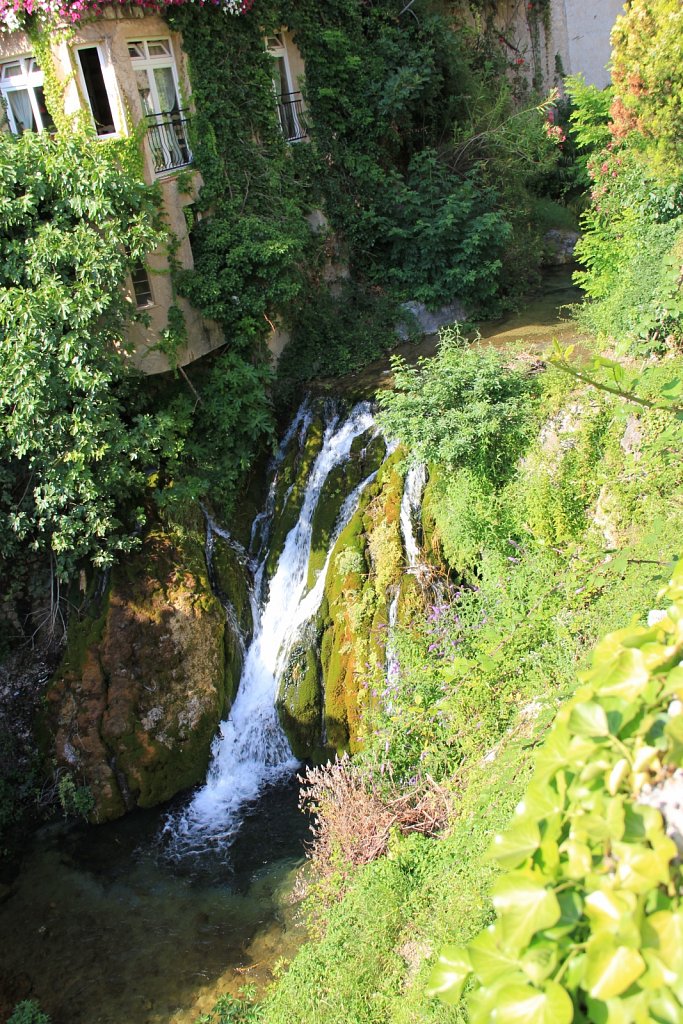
[46,527,231,822]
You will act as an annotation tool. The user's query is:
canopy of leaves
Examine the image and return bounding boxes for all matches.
[429,560,683,1023]
[0,130,164,580]
[610,0,683,175]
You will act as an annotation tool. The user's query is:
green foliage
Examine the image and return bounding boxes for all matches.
[167,5,311,345]
[610,0,683,173]
[156,351,275,517]
[567,8,683,350]
[428,562,683,1023]
[280,0,556,311]
[277,282,400,392]
[564,75,613,157]
[8,1001,50,1024]
[0,128,167,581]
[196,987,262,1024]
[376,337,538,485]
[56,772,95,820]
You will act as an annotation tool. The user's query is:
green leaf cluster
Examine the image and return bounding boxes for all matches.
[0,128,167,580]
[376,340,538,486]
[428,561,683,1023]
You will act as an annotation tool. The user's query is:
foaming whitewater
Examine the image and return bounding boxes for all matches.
[165,401,375,858]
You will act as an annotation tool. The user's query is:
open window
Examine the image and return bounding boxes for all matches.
[265,32,307,143]
[0,57,55,135]
[76,45,118,137]
[128,38,191,174]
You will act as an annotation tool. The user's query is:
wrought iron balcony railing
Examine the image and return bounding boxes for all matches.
[145,109,192,175]
[276,91,308,143]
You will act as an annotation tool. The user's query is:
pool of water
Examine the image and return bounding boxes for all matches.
[0,777,309,1024]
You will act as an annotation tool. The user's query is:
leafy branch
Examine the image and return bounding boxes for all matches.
[550,341,683,417]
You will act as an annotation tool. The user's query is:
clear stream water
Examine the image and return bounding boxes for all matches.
[0,272,580,1024]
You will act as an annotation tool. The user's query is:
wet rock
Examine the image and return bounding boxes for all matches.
[46,521,232,822]
[543,228,580,265]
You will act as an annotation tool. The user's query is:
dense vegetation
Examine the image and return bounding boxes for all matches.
[571,0,683,350]
[3,0,683,1022]
[193,3,683,1021]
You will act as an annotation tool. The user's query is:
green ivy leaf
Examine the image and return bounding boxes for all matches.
[641,909,683,972]
[467,928,523,986]
[491,981,573,1024]
[489,819,542,869]
[584,942,646,1001]
[592,649,650,702]
[569,701,610,738]
[425,945,472,1005]
[491,874,561,949]
[613,838,676,893]
[584,888,637,929]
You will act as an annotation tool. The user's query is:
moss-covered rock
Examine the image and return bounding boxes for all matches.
[314,450,408,753]
[277,625,323,761]
[212,536,254,706]
[306,432,386,591]
[46,517,233,822]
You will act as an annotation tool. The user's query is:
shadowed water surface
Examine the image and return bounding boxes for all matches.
[0,778,308,1024]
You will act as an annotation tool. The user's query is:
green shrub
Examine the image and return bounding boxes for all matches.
[376,337,539,486]
[8,1001,50,1024]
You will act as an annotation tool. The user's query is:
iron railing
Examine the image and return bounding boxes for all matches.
[276,92,308,143]
[145,109,192,174]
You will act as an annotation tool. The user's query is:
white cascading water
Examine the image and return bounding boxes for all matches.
[385,463,428,683]
[400,463,427,570]
[166,401,376,856]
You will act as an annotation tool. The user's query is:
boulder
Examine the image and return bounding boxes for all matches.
[46,524,235,822]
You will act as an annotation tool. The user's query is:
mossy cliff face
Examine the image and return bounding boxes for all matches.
[277,446,408,759]
[320,451,405,753]
[265,408,326,579]
[211,536,254,708]
[46,522,234,822]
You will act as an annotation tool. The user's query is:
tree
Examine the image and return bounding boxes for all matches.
[0,129,165,584]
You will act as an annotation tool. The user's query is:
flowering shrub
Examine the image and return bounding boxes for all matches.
[0,0,253,32]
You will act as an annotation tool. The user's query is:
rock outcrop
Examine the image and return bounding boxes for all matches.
[46,520,243,822]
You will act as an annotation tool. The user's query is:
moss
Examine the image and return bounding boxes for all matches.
[46,519,230,822]
[278,633,324,760]
[212,536,254,708]
[266,413,326,578]
[56,585,111,680]
[307,432,386,590]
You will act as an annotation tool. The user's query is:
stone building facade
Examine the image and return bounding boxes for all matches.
[0,10,306,372]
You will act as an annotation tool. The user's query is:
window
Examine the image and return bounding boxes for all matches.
[265,33,307,143]
[0,57,55,135]
[128,38,191,174]
[131,263,154,309]
[77,46,117,136]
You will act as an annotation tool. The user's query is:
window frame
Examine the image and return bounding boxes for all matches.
[127,37,184,117]
[74,42,122,139]
[0,56,52,135]
[130,262,155,310]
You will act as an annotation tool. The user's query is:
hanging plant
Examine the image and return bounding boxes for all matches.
[0,0,254,32]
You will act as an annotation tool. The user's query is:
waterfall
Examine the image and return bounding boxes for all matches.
[164,401,376,857]
[385,463,428,684]
[399,463,427,571]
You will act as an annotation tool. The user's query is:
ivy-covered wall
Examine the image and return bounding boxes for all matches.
[168,0,560,393]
